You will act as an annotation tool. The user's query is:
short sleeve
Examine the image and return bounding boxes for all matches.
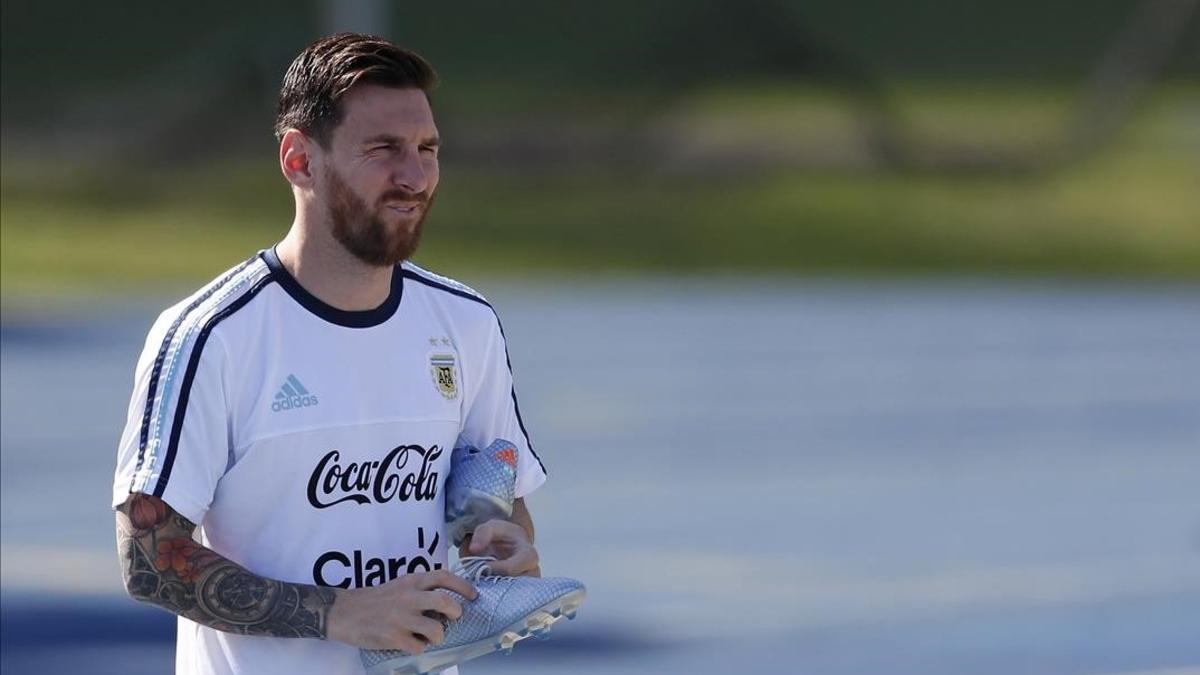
[112,308,231,525]
[460,314,547,498]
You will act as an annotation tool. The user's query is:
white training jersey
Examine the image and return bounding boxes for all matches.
[111,248,547,675]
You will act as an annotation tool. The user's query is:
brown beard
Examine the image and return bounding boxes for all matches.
[324,165,433,267]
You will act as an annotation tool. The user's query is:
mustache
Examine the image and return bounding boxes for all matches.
[378,189,430,206]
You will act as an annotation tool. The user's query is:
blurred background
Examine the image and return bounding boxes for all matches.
[2,1,1199,673]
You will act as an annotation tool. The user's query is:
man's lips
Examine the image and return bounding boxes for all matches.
[385,202,423,215]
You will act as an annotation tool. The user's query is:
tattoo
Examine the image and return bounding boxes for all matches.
[116,494,337,639]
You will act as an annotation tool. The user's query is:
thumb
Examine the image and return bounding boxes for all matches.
[468,529,492,554]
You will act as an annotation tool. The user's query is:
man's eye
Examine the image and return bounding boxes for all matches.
[419,145,438,155]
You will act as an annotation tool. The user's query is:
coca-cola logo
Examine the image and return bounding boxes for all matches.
[306,444,441,509]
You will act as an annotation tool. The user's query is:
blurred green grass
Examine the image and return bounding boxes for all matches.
[3,84,1197,294]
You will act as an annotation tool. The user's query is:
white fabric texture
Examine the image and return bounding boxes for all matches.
[112,252,546,675]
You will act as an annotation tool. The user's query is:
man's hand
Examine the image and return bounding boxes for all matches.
[463,519,541,577]
[326,569,478,651]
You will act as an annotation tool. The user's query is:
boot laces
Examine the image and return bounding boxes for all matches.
[455,555,508,581]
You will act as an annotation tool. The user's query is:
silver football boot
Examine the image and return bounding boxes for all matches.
[359,439,586,675]
[445,439,520,547]
[359,556,586,675]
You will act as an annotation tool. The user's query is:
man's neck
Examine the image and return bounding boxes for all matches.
[275,225,395,312]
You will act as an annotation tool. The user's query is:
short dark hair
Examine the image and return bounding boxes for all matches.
[274,33,438,147]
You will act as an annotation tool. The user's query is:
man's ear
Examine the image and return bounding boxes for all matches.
[279,129,317,188]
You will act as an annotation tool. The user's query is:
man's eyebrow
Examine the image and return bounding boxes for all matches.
[361,134,402,146]
[360,134,440,147]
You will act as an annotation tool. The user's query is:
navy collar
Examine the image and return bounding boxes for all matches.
[260,247,403,328]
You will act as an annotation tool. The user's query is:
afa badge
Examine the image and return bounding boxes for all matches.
[429,353,459,400]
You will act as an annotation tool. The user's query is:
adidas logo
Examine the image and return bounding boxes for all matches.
[271,374,319,412]
[494,446,517,468]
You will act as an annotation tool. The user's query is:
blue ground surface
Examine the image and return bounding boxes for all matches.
[3,278,1199,674]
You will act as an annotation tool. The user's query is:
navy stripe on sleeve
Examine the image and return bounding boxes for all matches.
[152,275,274,498]
[490,313,546,476]
[133,257,256,481]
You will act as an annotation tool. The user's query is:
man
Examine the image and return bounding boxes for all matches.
[112,33,552,674]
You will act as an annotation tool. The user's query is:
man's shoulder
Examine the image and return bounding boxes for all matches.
[400,261,496,317]
[148,253,274,341]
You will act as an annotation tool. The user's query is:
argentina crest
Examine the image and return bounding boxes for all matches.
[429,353,459,400]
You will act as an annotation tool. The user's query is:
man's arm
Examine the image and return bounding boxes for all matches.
[116,493,334,637]
[457,497,541,577]
[115,493,475,650]
[509,497,535,544]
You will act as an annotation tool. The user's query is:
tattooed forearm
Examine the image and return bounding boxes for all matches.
[116,494,337,638]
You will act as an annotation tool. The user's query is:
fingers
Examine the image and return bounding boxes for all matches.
[415,569,478,600]
[486,546,540,577]
[420,589,464,621]
[411,614,446,647]
[466,520,541,577]
[386,630,429,655]
[330,573,476,651]
[467,526,494,554]
[468,519,527,555]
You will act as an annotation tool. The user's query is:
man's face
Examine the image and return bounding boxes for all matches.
[318,85,440,267]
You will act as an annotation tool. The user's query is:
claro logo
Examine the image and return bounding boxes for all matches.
[313,527,443,588]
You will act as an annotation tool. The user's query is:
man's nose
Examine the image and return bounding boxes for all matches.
[391,149,429,194]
